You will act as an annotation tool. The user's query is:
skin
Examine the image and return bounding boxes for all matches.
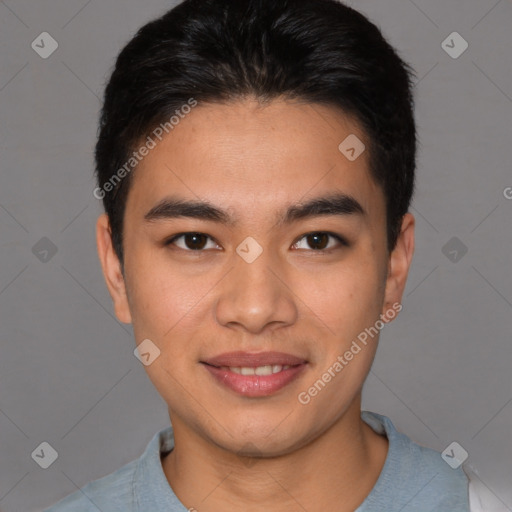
[96,97,415,512]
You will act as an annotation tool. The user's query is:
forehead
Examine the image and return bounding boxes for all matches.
[126,98,384,222]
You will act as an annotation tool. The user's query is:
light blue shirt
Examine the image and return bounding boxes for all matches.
[44,411,470,511]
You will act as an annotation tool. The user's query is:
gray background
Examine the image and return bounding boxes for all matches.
[0,0,511,510]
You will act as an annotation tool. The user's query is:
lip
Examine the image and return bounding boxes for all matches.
[201,351,308,398]
[202,351,307,368]
[202,363,307,397]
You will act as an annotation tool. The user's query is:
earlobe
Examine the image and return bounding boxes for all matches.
[382,212,415,319]
[96,214,132,324]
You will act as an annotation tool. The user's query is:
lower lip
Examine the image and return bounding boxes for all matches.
[202,363,307,397]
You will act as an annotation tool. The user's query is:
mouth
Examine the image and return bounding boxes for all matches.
[200,351,308,397]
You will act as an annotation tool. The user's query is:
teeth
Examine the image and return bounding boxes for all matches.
[223,364,291,375]
[255,365,272,376]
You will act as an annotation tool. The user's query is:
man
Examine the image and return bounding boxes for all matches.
[45,0,477,510]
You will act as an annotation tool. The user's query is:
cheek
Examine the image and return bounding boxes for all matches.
[124,249,205,340]
[300,258,385,338]
[124,259,205,395]
[299,264,386,409]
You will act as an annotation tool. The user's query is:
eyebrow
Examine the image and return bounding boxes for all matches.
[144,192,365,227]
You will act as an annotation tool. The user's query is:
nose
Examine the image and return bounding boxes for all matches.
[214,246,298,335]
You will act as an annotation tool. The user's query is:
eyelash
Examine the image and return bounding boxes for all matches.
[164,231,348,253]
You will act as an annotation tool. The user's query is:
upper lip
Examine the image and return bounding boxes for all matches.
[202,351,307,368]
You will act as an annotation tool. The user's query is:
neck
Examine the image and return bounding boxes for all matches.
[162,399,388,512]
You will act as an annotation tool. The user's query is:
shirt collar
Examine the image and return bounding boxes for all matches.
[133,425,187,511]
[132,411,393,511]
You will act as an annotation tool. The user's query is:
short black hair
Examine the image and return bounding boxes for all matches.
[95,0,417,266]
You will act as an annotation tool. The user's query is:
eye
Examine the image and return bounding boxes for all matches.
[292,232,347,252]
[165,231,347,253]
[165,232,220,251]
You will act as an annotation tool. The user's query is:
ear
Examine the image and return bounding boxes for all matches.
[96,213,132,324]
[382,212,415,319]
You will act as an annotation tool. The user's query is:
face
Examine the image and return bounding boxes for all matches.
[97,98,414,457]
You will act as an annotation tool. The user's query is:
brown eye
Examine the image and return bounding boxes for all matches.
[306,233,329,250]
[292,232,347,251]
[166,232,219,251]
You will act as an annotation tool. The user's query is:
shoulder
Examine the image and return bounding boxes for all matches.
[360,411,470,511]
[407,440,470,509]
[43,458,138,512]
[43,426,175,512]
